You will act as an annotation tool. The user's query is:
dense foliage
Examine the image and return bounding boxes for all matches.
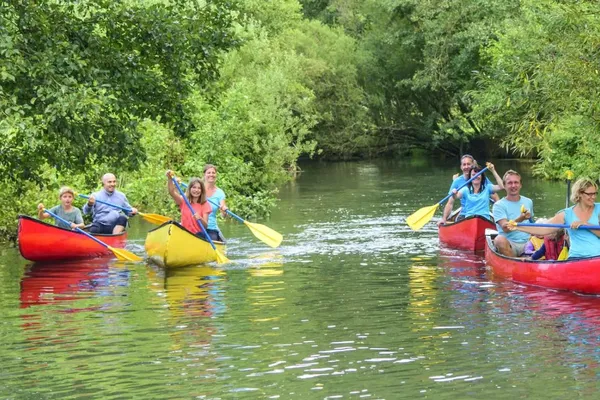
[2,0,600,241]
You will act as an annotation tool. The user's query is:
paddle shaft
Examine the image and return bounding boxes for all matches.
[518,222,600,230]
[172,178,220,250]
[440,167,489,205]
[566,180,572,209]
[43,209,114,248]
[79,194,133,214]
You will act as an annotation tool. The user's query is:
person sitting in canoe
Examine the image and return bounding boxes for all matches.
[203,164,228,242]
[530,228,569,261]
[83,173,138,234]
[440,163,504,223]
[438,154,499,225]
[492,170,534,257]
[508,178,600,260]
[166,170,212,238]
[522,218,547,257]
[37,186,85,230]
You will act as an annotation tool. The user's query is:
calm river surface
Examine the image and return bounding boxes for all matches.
[1,159,599,399]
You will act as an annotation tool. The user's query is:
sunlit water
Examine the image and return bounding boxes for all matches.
[1,159,599,399]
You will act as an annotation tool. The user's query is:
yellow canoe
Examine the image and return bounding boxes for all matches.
[145,221,226,268]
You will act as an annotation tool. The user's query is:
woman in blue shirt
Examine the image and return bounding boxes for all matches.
[444,163,504,221]
[510,178,600,259]
[203,164,228,242]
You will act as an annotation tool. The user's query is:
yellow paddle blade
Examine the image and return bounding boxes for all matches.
[244,221,283,248]
[139,212,172,225]
[214,249,230,264]
[406,204,439,231]
[109,246,144,262]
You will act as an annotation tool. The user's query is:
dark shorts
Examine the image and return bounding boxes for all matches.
[206,229,225,242]
[89,215,128,234]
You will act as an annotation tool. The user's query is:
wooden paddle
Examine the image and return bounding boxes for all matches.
[407,167,489,231]
[172,178,230,264]
[43,209,143,262]
[516,222,600,230]
[181,181,283,248]
[78,194,171,225]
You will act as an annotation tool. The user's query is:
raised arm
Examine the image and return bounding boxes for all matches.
[166,170,183,207]
[487,163,504,192]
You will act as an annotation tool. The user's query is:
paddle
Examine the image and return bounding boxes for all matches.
[172,178,230,264]
[181,181,283,248]
[407,167,489,231]
[78,194,171,225]
[42,209,143,262]
[515,222,600,230]
[565,170,574,209]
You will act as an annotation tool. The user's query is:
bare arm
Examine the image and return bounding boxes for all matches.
[488,164,504,192]
[166,170,182,206]
[439,191,460,225]
[37,203,49,220]
[507,212,565,235]
[219,199,228,217]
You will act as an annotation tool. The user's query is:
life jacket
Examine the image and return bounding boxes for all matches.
[543,235,568,261]
[530,236,544,251]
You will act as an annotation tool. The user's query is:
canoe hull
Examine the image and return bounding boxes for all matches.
[484,231,600,294]
[438,215,495,251]
[18,215,127,262]
[145,221,225,268]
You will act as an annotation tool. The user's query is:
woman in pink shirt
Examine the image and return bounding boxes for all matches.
[166,170,212,237]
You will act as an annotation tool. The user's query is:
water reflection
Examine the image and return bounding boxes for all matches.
[20,259,110,308]
[246,252,284,322]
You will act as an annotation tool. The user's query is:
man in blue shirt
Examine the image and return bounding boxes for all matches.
[83,173,138,234]
[492,170,534,257]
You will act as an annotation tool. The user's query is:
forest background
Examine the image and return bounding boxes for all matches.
[2,0,600,241]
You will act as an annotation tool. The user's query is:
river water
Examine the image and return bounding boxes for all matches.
[1,159,598,399]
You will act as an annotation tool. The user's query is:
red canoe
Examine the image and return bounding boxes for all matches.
[438,215,495,251]
[18,215,127,262]
[484,230,600,294]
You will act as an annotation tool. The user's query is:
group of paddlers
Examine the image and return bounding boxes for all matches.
[439,154,600,261]
[37,164,228,241]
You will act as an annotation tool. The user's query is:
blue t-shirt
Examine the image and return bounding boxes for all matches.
[459,185,494,218]
[563,204,600,259]
[207,188,226,231]
[492,196,534,243]
[449,175,493,209]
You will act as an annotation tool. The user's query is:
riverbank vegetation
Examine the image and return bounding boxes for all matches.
[1,0,599,240]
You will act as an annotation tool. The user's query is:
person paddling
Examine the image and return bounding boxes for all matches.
[83,173,137,234]
[166,170,212,238]
[509,178,600,259]
[38,186,85,230]
[203,164,228,242]
[441,163,504,222]
[439,154,499,225]
[493,170,534,257]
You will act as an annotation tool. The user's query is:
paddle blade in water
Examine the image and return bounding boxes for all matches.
[214,249,230,265]
[110,246,143,262]
[244,221,283,248]
[406,204,439,231]
[139,212,172,225]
